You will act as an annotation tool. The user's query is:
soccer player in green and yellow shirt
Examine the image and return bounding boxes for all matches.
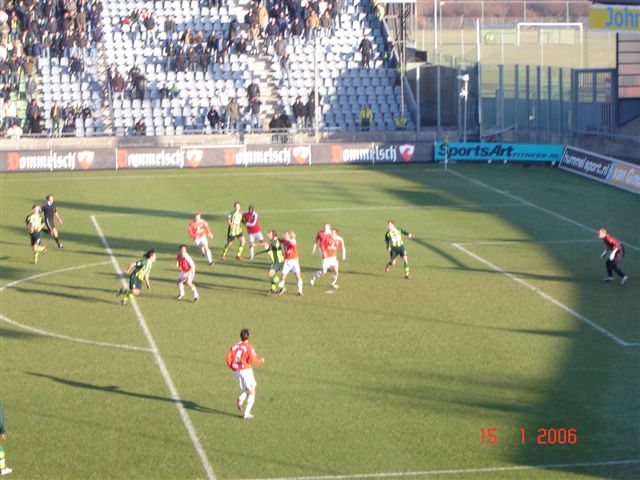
[25,204,48,264]
[222,202,246,260]
[385,220,412,279]
[116,250,157,306]
[256,229,286,294]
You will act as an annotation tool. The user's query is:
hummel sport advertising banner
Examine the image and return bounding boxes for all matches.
[0,148,114,172]
[434,142,564,163]
[559,146,640,195]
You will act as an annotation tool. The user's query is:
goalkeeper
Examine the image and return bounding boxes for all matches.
[598,228,628,285]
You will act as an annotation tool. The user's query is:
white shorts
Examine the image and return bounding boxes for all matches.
[235,368,256,392]
[283,258,300,275]
[195,236,209,248]
[178,270,195,283]
[248,231,264,244]
[322,256,338,272]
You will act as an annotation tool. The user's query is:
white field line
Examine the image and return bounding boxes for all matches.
[0,261,110,292]
[90,215,217,480]
[2,166,449,182]
[447,169,640,252]
[0,314,153,353]
[452,243,639,348]
[235,459,640,480]
[92,202,525,219]
[457,239,599,247]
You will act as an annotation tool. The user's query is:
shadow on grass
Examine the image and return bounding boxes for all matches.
[27,372,238,418]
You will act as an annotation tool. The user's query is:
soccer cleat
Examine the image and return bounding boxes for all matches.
[193,296,199,303]
[603,276,614,283]
[116,288,123,297]
[177,294,184,300]
[208,261,213,266]
[310,277,315,286]
[331,283,339,289]
[385,264,391,272]
[243,414,254,420]
[121,299,128,306]
[297,292,303,296]
[236,255,243,261]
[278,286,287,296]
[58,243,64,249]
[621,275,629,285]
[405,274,411,280]
[1,467,13,475]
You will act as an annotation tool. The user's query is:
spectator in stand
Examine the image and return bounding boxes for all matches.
[69,55,84,82]
[257,1,269,32]
[333,0,344,28]
[170,82,180,99]
[51,31,63,60]
[111,71,126,100]
[305,95,315,128]
[6,122,22,139]
[236,36,248,54]
[279,52,291,87]
[249,95,262,131]
[129,7,141,42]
[207,104,221,131]
[248,21,260,54]
[165,15,177,40]
[394,114,407,130]
[3,97,16,129]
[175,50,187,71]
[27,99,42,134]
[358,36,373,69]
[143,11,156,47]
[384,40,395,68]
[50,100,61,136]
[181,28,193,46]
[133,117,146,136]
[247,79,260,102]
[81,102,92,123]
[373,1,385,21]
[159,83,170,99]
[264,18,279,53]
[276,11,288,37]
[165,38,176,69]
[218,86,229,113]
[306,10,319,42]
[273,34,286,59]
[129,64,141,87]
[62,117,75,135]
[227,97,240,132]
[292,96,305,130]
[134,73,146,101]
[319,10,332,39]
[77,7,88,33]
[359,104,373,131]
[290,17,303,46]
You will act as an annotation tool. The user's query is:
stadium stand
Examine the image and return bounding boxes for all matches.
[1,0,411,137]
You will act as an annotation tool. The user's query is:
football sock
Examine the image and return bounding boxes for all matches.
[222,245,229,257]
[178,284,185,297]
[404,265,410,276]
[237,245,244,257]
[206,250,213,264]
[271,275,280,291]
[54,235,61,247]
[0,444,6,470]
[191,286,199,298]
[245,394,255,416]
[297,278,303,294]
[312,271,321,281]
[331,274,338,285]
[250,246,255,259]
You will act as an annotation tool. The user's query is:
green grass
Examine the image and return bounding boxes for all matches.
[1,163,639,479]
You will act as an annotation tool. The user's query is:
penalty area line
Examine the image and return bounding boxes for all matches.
[90,215,217,480]
[234,459,640,480]
[0,260,110,292]
[452,243,636,348]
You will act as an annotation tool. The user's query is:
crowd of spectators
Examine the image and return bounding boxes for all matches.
[0,0,103,137]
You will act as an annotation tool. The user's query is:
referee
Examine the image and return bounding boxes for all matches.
[41,194,63,249]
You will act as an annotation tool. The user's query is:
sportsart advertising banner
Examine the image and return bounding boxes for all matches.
[1,142,434,172]
[0,148,114,172]
[559,146,640,194]
[434,142,564,163]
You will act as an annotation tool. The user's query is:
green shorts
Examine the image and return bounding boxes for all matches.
[30,231,41,246]
[129,274,143,291]
[270,262,284,272]
[390,246,406,260]
[227,231,244,242]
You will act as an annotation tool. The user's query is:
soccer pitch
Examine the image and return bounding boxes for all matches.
[1,163,639,479]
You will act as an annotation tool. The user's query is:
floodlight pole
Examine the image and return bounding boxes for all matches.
[314,35,319,142]
[434,0,438,53]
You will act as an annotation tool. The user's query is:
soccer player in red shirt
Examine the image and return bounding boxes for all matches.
[226,329,265,419]
[242,205,266,260]
[599,228,628,284]
[281,230,304,296]
[188,213,214,265]
[310,228,346,289]
[176,245,199,301]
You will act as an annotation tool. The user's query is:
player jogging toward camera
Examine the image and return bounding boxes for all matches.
[310,228,346,289]
[222,202,246,260]
[226,329,265,419]
[116,250,157,306]
[385,220,412,279]
[188,213,214,265]
[281,230,304,296]
[25,205,47,264]
[242,205,266,260]
[599,228,628,285]
[176,245,199,302]
[41,194,63,248]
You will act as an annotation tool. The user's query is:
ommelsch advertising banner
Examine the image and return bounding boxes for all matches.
[310,142,429,165]
[560,146,640,194]
[0,148,114,172]
[434,142,564,163]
